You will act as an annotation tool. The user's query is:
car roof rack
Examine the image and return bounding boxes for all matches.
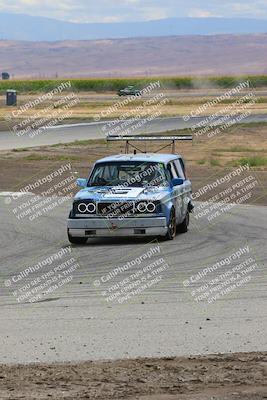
[107,135,193,154]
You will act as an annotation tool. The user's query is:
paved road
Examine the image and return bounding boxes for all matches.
[1,114,267,150]
[0,195,266,364]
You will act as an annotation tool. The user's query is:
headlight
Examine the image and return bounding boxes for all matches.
[136,201,157,213]
[77,203,87,213]
[87,203,96,213]
[146,202,156,213]
[137,202,147,213]
[77,202,96,214]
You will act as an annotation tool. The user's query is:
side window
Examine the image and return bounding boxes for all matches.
[174,159,186,180]
[168,162,179,179]
[179,158,186,179]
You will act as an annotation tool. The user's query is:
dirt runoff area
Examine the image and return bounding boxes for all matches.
[0,352,267,400]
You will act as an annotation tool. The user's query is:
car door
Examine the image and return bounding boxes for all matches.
[167,161,184,223]
[173,158,191,219]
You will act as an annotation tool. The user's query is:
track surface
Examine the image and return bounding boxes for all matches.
[0,196,266,364]
[1,114,267,150]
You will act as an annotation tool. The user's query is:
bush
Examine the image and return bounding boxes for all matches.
[237,156,267,167]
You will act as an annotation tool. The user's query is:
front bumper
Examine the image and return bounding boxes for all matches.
[68,217,168,237]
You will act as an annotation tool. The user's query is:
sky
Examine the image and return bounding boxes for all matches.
[0,0,266,23]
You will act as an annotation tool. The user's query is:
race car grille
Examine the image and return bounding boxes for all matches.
[97,201,134,217]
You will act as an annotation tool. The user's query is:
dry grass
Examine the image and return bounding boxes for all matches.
[0,91,266,131]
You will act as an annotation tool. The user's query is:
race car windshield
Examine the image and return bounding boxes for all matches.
[89,161,168,187]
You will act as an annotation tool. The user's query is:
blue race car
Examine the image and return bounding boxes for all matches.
[67,150,193,244]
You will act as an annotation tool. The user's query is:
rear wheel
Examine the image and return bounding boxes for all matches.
[68,233,87,245]
[177,211,189,233]
[164,209,177,240]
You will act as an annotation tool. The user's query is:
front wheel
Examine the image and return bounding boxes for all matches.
[68,233,87,245]
[177,211,189,233]
[164,209,177,240]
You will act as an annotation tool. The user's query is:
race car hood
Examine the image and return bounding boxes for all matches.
[74,186,170,202]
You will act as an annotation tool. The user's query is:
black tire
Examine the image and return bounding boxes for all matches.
[164,208,177,240]
[68,233,87,245]
[177,211,189,233]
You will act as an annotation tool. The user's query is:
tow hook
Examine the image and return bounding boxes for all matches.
[111,223,117,230]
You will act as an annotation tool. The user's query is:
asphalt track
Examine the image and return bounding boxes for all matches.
[0,195,266,364]
[1,114,267,150]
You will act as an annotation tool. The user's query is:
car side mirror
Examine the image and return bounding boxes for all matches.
[171,178,184,187]
[76,178,88,188]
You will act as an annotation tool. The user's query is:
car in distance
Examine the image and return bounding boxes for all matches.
[67,153,193,244]
[117,86,141,96]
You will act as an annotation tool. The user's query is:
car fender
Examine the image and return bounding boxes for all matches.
[161,181,192,224]
[160,187,182,225]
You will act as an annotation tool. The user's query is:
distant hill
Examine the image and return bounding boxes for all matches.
[2,35,267,78]
[0,13,267,41]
